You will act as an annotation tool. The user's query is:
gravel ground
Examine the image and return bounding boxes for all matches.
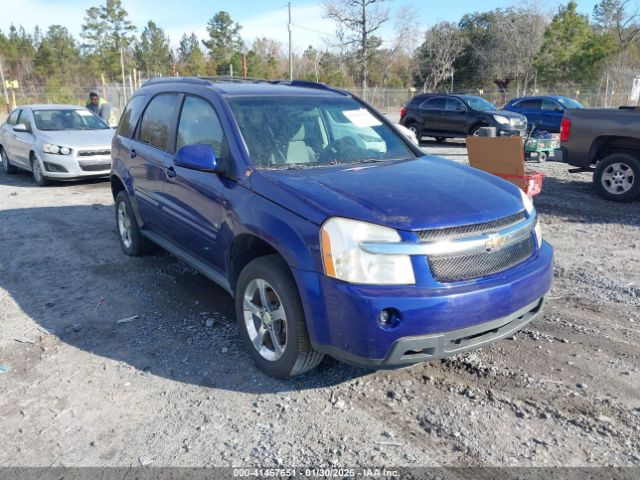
[0,138,638,469]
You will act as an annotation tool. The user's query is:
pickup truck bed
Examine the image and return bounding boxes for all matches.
[558,108,640,201]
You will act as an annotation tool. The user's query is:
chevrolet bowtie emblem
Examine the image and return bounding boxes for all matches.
[485,234,507,252]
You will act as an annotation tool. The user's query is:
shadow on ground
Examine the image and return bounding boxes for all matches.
[0,203,368,395]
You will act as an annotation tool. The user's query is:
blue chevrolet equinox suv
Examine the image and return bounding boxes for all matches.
[110,77,554,378]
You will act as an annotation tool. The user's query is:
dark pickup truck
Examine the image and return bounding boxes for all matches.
[558,108,640,201]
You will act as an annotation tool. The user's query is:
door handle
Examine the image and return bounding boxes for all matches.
[130,149,137,158]
[166,166,176,178]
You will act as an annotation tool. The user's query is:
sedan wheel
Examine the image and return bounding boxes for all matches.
[2,149,17,174]
[31,157,49,186]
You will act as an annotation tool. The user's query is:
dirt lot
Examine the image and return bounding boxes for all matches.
[0,140,638,469]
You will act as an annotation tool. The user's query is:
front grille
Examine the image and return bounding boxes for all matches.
[418,211,526,242]
[78,149,111,157]
[428,236,534,282]
[80,162,111,172]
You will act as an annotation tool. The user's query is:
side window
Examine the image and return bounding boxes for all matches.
[176,96,225,157]
[117,95,147,139]
[19,111,32,131]
[517,99,542,110]
[542,99,561,111]
[7,109,21,125]
[420,98,445,110]
[138,93,181,152]
[445,98,465,112]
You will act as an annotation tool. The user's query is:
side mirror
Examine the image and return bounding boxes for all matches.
[13,123,28,133]
[174,144,223,173]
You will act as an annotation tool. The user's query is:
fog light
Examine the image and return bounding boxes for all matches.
[377,308,401,329]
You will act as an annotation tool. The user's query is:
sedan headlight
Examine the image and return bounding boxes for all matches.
[520,189,542,248]
[43,143,71,155]
[320,217,415,285]
[493,115,510,125]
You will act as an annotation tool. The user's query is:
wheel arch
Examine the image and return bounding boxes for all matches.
[588,135,640,165]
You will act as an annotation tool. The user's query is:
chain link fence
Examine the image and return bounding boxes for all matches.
[4,75,640,126]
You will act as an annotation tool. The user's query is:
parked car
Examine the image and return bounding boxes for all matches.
[504,96,583,133]
[557,107,640,202]
[399,93,527,142]
[0,105,114,186]
[111,78,553,378]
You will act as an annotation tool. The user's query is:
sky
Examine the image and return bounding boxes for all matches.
[0,0,605,53]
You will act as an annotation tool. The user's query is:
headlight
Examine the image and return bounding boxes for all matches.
[493,115,510,125]
[520,189,542,248]
[43,143,71,155]
[43,143,60,154]
[320,217,415,285]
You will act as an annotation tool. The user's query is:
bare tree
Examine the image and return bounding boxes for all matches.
[415,22,466,92]
[324,0,390,94]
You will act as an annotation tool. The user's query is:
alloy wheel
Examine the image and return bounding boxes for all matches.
[601,162,635,195]
[117,201,133,249]
[243,278,287,361]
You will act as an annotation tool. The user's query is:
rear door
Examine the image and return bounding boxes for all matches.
[418,97,446,134]
[516,99,543,131]
[131,93,182,234]
[1,109,23,164]
[162,94,229,271]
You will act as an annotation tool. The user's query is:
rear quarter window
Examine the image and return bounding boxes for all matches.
[117,95,147,139]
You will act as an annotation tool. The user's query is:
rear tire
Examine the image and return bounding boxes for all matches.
[114,190,153,255]
[31,155,49,186]
[1,148,17,174]
[594,153,640,202]
[405,121,421,142]
[235,255,324,378]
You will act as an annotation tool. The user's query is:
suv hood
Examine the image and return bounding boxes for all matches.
[490,110,527,121]
[252,156,525,231]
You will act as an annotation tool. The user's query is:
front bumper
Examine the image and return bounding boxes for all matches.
[293,240,553,367]
[39,152,111,179]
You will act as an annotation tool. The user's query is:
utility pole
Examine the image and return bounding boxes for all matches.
[0,54,9,110]
[120,47,127,104]
[288,2,293,80]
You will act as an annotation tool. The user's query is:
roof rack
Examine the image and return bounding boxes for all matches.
[141,77,213,88]
[271,79,350,96]
[140,76,350,96]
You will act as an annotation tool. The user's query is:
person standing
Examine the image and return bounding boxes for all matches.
[86,92,114,125]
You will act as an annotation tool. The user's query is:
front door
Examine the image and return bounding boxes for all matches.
[162,95,228,271]
[441,98,468,135]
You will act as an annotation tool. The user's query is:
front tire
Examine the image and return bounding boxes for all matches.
[1,148,17,174]
[235,255,324,378]
[594,153,640,202]
[31,156,49,186]
[114,190,153,255]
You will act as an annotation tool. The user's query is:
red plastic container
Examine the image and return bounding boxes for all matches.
[494,171,544,197]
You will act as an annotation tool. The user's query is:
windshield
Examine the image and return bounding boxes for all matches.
[557,97,583,109]
[464,96,498,111]
[227,95,416,168]
[33,109,110,131]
